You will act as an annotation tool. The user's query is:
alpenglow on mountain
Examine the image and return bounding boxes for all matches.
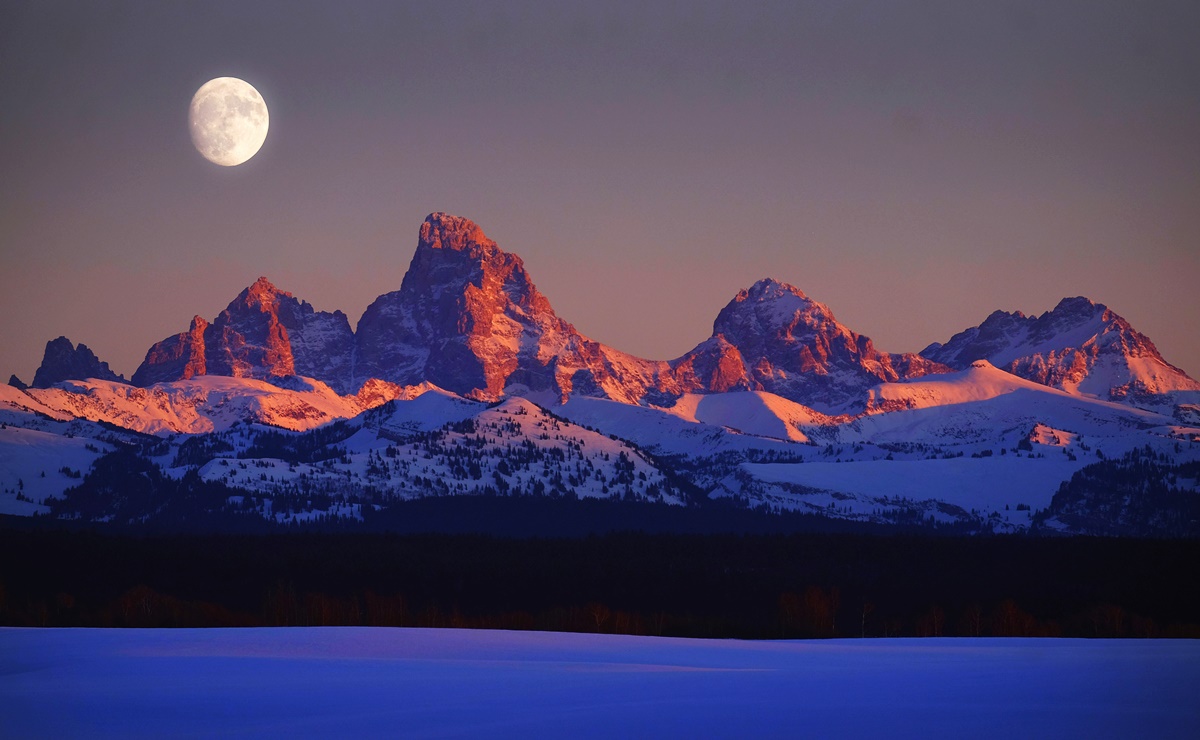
[921,298,1200,409]
[13,210,1199,426]
[45,212,1191,415]
[131,277,356,392]
[5,212,1199,537]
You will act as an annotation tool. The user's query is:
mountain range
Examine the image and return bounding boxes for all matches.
[19,212,1198,414]
[3,213,1198,536]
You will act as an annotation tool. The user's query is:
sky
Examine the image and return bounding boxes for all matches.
[2,1,1198,382]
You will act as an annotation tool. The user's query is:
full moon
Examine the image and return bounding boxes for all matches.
[188,77,269,166]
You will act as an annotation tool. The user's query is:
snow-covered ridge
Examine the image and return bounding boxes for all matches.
[660,391,834,442]
[850,360,1171,447]
[922,298,1200,406]
[7,375,433,435]
[177,394,684,521]
[3,359,1198,533]
[4,212,1199,534]
[866,360,1124,411]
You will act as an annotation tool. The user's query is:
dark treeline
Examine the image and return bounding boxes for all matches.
[31,487,990,537]
[1037,448,1200,537]
[2,526,1197,639]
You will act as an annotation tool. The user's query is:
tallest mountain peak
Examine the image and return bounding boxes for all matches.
[242,276,289,304]
[358,211,574,399]
[419,212,497,255]
[249,275,282,293]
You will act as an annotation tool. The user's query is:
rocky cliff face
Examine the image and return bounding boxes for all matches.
[120,214,954,408]
[131,316,208,387]
[670,280,948,412]
[353,213,670,402]
[206,278,355,391]
[31,337,127,388]
[921,297,1200,404]
[132,279,355,392]
[112,213,1195,413]
[669,335,752,394]
[353,216,952,410]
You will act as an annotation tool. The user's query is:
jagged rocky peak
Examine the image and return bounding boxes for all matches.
[738,277,808,301]
[398,214,551,328]
[1028,297,1106,342]
[355,212,671,403]
[400,212,552,315]
[919,309,1031,369]
[132,278,355,393]
[1053,296,1098,313]
[713,278,832,345]
[922,296,1200,404]
[672,278,948,412]
[132,316,209,387]
[419,212,498,254]
[922,297,1109,370]
[205,277,298,379]
[31,336,127,389]
[238,276,288,309]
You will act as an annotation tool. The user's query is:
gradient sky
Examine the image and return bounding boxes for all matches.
[2,1,1198,383]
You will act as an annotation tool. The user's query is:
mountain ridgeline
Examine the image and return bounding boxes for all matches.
[920,298,1199,406]
[6,212,1199,538]
[122,213,954,411]
[22,212,1200,414]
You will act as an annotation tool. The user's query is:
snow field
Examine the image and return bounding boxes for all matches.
[1,627,1196,738]
[9,376,425,435]
[0,427,108,515]
[192,396,682,519]
[4,367,1199,530]
[744,456,1090,526]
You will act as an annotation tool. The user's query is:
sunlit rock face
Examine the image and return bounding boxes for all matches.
[670,335,752,395]
[31,337,127,388]
[203,278,297,379]
[922,297,1200,404]
[670,279,948,413]
[132,279,355,392]
[125,214,949,409]
[354,215,949,410]
[354,213,670,403]
[115,213,1196,413]
[132,316,209,387]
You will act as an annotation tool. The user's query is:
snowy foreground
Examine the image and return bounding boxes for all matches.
[2,628,1197,738]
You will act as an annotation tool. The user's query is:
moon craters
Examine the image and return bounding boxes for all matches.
[189,77,269,167]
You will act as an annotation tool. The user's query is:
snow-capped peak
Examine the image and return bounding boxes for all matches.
[922,296,1200,408]
[39,215,1195,421]
[671,278,950,413]
[355,212,673,404]
[132,277,355,392]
